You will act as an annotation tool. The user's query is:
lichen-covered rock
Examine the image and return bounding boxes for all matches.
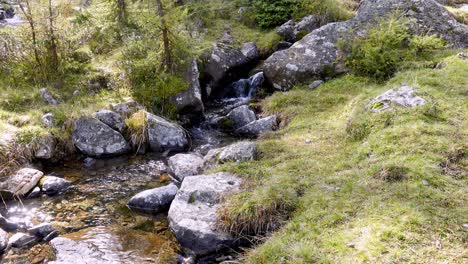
[168,153,204,181]
[264,0,468,91]
[146,112,189,153]
[234,115,278,138]
[168,173,242,256]
[218,141,258,163]
[127,183,178,214]
[72,117,130,157]
[226,105,256,129]
[171,59,204,124]
[367,85,426,113]
[95,110,125,132]
[1,168,44,197]
[40,176,71,196]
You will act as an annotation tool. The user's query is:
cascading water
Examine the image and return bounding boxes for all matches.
[189,72,265,154]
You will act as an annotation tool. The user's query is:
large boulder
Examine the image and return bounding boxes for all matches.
[72,117,130,157]
[226,105,256,129]
[146,112,189,153]
[264,0,468,91]
[111,101,141,118]
[127,183,178,214]
[201,39,260,99]
[0,168,44,197]
[95,110,125,133]
[218,141,258,163]
[234,115,278,138]
[39,176,71,196]
[168,153,204,181]
[171,59,204,124]
[168,173,242,256]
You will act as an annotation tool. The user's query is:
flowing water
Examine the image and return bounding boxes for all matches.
[0,72,264,263]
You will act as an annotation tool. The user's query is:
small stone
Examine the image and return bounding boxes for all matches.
[308,80,324,90]
[218,141,258,163]
[27,187,41,199]
[28,223,56,239]
[0,228,8,252]
[462,224,468,230]
[0,215,18,232]
[305,139,311,144]
[40,176,71,196]
[73,90,80,96]
[39,88,59,105]
[127,183,178,214]
[41,113,54,128]
[422,180,429,186]
[83,157,96,167]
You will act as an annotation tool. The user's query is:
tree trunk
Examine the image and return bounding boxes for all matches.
[117,0,126,25]
[18,0,41,69]
[155,0,172,73]
[48,0,59,72]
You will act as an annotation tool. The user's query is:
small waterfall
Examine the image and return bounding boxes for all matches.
[225,72,264,99]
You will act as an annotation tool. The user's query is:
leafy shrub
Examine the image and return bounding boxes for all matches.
[341,16,446,81]
[252,0,296,28]
[375,165,408,182]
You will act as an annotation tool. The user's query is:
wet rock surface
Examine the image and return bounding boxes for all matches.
[72,117,130,157]
[8,232,37,248]
[226,105,256,129]
[168,172,242,256]
[0,228,8,252]
[1,168,44,197]
[40,176,71,196]
[127,183,178,214]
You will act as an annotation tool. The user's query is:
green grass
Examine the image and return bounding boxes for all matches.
[218,51,468,263]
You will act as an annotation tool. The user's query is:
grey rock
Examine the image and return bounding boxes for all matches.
[265,0,468,91]
[8,232,37,248]
[367,85,426,113]
[234,115,278,137]
[39,88,59,105]
[171,59,204,124]
[241,42,259,60]
[168,172,242,256]
[26,187,41,199]
[35,134,56,160]
[111,101,140,118]
[168,153,204,181]
[0,215,19,232]
[127,183,178,214]
[28,223,56,239]
[202,41,260,98]
[277,15,321,42]
[308,80,324,90]
[41,113,54,128]
[226,105,256,129]
[203,147,224,166]
[95,110,125,132]
[40,176,71,196]
[2,168,44,197]
[72,90,80,96]
[218,141,258,163]
[0,228,7,252]
[72,117,130,157]
[146,112,189,153]
[83,157,96,167]
[276,41,292,51]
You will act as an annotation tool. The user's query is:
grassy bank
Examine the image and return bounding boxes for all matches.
[218,52,467,263]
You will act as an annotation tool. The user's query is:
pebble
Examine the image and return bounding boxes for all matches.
[422,180,429,186]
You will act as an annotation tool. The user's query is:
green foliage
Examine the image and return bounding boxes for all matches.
[293,0,354,22]
[252,0,296,28]
[342,16,446,81]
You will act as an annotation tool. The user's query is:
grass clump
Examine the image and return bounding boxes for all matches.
[125,110,148,153]
[218,52,467,263]
[341,15,446,81]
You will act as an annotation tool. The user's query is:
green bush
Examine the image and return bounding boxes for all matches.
[252,0,296,29]
[341,16,446,81]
